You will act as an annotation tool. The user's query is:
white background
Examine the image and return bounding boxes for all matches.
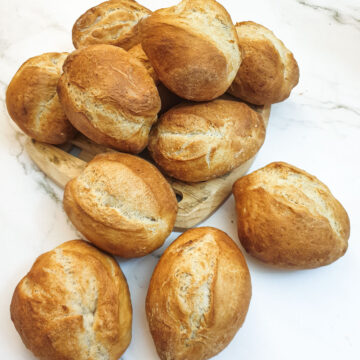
[0,0,359,359]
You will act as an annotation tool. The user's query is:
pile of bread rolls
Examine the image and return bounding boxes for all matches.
[6,1,350,360]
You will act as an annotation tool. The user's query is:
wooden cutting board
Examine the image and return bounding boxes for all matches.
[25,105,270,230]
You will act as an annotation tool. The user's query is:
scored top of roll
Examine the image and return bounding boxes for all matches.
[57,44,161,153]
[72,0,151,50]
[141,0,241,101]
[10,240,132,360]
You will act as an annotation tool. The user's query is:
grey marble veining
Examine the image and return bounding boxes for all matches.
[296,0,360,30]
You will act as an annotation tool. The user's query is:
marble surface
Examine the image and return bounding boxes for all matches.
[1,0,359,359]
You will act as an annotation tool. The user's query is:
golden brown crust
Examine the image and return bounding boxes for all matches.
[232,162,350,269]
[146,227,251,360]
[6,52,76,144]
[57,44,161,153]
[148,99,266,182]
[63,152,177,257]
[228,21,299,105]
[10,240,132,360]
[72,0,151,50]
[140,0,241,101]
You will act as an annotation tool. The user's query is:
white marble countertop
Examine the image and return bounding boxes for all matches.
[1,0,359,359]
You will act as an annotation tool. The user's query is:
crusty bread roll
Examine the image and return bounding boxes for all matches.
[146,227,252,360]
[10,240,132,360]
[57,44,161,154]
[148,99,266,182]
[6,52,76,144]
[72,0,151,50]
[141,0,241,101]
[232,162,350,269]
[228,21,299,105]
[63,152,177,258]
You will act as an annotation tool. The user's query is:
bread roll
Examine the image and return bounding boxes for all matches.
[146,227,252,360]
[232,162,350,269]
[228,21,299,105]
[72,0,151,50]
[6,52,76,144]
[148,99,266,182]
[63,152,177,258]
[10,240,132,360]
[57,44,161,153]
[141,0,241,101]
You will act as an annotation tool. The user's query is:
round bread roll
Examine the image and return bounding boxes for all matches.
[146,227,252,360]
[228,21,299,105]
[10,240,132,360]
[140,0,241,101]
[63,152,177,258]
[6,52,76,144]
[232,162,350,269]
[72,0,151,50]
[57,44,161,154]
[148,99,266,182]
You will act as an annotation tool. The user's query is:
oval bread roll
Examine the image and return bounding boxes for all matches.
[146,227,252,360]
[141,0,241,101]
[57,44,161,154]
[63,152,177,258]
[148,99,266,182]
[232,162,350,269]
[6,52,76,144]
[10,240,132,360]
[72,0,151,50]
[228,21,299,105]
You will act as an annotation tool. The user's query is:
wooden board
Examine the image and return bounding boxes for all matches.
[25,105,270,229]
